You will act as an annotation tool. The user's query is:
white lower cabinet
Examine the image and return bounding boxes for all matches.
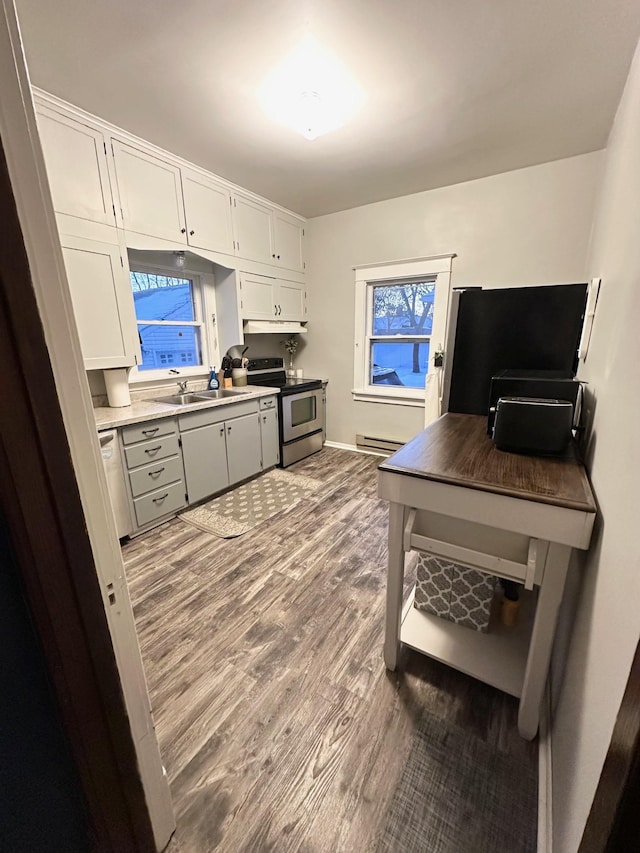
[120,417,187,532]
[110,399,280,534]
[226,413,262,485]
[60,232,140,369]
[260,407,279,470]
[181,422,229,505]
[179,399,272,505]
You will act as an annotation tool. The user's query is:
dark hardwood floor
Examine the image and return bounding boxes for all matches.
[122,447,537,852]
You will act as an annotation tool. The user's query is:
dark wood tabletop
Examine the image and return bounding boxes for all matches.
[378,413,596,512]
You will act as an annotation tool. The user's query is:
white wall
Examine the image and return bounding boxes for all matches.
[551,39,640,853]
[302,152,603,446]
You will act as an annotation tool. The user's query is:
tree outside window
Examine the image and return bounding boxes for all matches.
[371,281,435,387]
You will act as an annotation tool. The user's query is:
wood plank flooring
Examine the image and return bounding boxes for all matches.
[122,447,537,852]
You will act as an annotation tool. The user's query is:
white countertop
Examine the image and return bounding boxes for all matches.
[94,385,280,431]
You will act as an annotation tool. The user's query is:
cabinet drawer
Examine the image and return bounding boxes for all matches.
[122,418,176,445]
[133,481,186,528]
[124,433,180,469]
[128,454,184,498]
[259,395,278,411]
[178,399,258,431]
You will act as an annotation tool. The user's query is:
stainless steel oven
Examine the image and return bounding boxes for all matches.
[246,357,325,467]
[281,387,323,443]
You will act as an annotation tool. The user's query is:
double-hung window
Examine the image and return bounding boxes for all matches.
[129,267,208,379]
[353,255,453,405]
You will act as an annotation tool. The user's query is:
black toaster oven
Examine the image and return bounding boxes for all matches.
[492,396,574,455]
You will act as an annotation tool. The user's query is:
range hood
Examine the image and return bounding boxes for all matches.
[243,320,308,334]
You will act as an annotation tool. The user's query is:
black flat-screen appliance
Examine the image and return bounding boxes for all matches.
[444,283,588,416]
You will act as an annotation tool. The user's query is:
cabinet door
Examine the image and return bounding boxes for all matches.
[37,107,114,226]
[273,211,305,272]
[111,141,186,243]
[232,195,274,264]
[260,409,279,470]
[240,273,277,319]
[275,280,306,321]
[226,413,262,486]
[182,423,229,504]
[61,235,138,369]
[182,170,234,255]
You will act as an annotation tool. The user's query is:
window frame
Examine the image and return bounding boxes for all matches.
[353,255,454,406]
[128,262,214,384]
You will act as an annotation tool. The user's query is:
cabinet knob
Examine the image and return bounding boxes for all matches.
[277,255,280,260]
[189,230,195,236]
[263,415,267,422]
[180,228,186,234]
[228,426,232,433]
[220,427,224,436]
[272,253,276,258]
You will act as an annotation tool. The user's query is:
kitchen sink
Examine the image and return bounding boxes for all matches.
[155,388,251,406]
[194,388,250,399]
[154,393,205,406]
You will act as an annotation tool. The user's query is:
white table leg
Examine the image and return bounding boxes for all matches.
[518,542,571,740]
[384,502,407,671]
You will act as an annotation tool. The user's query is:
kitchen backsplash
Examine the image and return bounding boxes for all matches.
[88,332,307,408]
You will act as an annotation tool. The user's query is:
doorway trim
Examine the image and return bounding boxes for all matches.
[0,2,174,848]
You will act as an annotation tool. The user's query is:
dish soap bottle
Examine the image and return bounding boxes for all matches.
[208,366,219,390]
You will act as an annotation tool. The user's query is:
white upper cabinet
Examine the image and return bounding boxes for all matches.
[272,211,305,272]
[232,195,274,264]
[232,196,305,272]
[60,233,140,369]
[239,273,305,321]
[240,272,278,319]
[276,280,306,320]
[111,141,187,243]
[37,106,115,226]
[35,93,306,281]
[182,170,234,255]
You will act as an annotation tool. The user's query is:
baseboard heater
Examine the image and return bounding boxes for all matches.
[355,434,405,455]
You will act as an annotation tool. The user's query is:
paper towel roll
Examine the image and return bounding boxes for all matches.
[104,368,131,407]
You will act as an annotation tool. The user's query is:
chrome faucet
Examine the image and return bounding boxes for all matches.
[177,380,189,394]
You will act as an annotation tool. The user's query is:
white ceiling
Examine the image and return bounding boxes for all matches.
[15,0,640,218]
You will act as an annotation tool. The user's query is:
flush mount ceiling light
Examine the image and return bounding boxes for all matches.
[260,37,363,141]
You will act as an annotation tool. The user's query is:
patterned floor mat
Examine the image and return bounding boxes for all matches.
[179,469,321,538]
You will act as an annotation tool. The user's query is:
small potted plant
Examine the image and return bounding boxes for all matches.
[283,336,299,375]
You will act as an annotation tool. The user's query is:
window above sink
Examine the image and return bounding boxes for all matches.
[127,255,218,385]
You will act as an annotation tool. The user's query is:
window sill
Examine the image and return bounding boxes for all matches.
[352,388,425,407]
[129,366,207,385]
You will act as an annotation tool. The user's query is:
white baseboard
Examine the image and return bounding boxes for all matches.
[538,683,553,853]
[323,440,389,458]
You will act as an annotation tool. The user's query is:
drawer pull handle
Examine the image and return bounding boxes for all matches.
[152,493,169,504]
[148,467,165,477]
[145,446,162,455]
[141,427,159,436]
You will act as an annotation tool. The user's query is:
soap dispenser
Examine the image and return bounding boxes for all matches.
[208,366,219,390]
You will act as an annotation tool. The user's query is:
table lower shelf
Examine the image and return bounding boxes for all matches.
[400,585,536,697]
